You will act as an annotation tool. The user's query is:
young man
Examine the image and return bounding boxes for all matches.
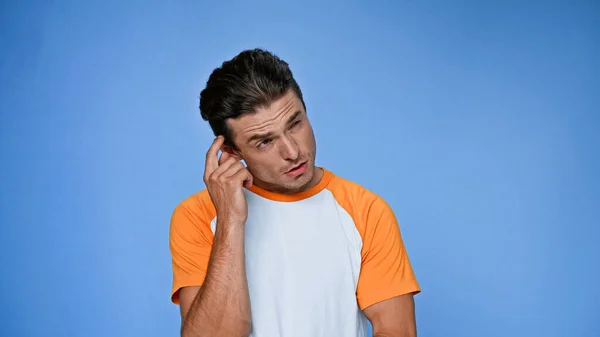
[170,48,420,337]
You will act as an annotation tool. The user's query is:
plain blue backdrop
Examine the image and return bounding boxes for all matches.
[1,1,598,336]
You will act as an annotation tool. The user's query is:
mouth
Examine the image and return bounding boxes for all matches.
[285,161,308,177]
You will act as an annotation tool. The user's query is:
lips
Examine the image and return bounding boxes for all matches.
[286,161,306,174]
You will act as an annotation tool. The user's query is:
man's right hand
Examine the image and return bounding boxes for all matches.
[203,136,253,226]
[180,136,254,337]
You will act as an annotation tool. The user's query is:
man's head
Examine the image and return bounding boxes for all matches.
[199,48,320,194]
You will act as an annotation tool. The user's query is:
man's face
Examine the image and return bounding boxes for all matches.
[226,90,319,194]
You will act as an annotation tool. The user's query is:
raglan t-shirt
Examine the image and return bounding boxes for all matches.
[170,168,420,337]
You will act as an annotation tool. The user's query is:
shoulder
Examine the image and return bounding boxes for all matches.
[326,171,394,226]
[327,171,387,212]
[170,189,216,233]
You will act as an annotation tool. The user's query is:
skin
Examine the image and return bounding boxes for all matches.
[178,89,417,337]
[365,294,417,337]
[224,89,322,194]
[179,137,252,337]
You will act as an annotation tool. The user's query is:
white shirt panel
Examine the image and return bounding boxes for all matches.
[210,188,368,337]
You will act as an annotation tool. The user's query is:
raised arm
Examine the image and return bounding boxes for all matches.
[173,136,254,337]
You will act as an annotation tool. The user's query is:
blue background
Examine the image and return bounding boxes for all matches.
[1,1,598,336]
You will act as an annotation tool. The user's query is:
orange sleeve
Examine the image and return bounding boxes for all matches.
[327,174,421,310]
[169,190,216,304]
[355,196,420,309]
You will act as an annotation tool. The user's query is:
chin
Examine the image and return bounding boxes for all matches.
[290,165,315,189]
[260,162,316,194]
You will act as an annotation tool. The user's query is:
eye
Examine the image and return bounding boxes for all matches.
[290,120,302,129]
[257,139,271,149]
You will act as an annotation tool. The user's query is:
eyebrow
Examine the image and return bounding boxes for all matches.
[247,131,275,144]
[246,110,303,144]
[286,110,302,125]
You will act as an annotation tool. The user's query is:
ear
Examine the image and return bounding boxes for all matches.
[221,144,243,161]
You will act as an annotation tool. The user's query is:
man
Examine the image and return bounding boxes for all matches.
[170,48,420,337]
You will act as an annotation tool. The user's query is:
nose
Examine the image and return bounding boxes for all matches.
[279,135,299,161]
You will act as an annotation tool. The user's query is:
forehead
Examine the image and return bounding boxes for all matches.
[228,90,304,138]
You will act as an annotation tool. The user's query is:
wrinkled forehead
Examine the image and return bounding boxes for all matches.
[227,91,305,141]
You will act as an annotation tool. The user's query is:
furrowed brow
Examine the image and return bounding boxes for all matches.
[247,131,274,144]
[286,110,302,124]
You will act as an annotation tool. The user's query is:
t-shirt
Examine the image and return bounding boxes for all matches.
[170,168,420,337]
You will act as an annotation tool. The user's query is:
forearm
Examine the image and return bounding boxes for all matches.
[182,223,251,337]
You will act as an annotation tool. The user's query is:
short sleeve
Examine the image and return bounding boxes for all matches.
[169,195,215,304]
[355,197,420,310]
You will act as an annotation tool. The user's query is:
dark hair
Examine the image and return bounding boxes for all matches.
[199,48,305,148]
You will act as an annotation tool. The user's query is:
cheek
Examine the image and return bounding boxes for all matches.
[245,154,279,175]
[299,125,316,150]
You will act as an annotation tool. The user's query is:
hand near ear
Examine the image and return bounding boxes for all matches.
[204,136,253,226]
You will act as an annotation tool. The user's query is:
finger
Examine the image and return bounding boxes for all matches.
[210,157,239,179]
[205,136,225,174]
[218,151,230,166]
[220,161,245,179]
[243,174,253,189]
[230,167,253,188]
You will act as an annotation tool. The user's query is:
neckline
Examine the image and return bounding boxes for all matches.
[247,167,333,202]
